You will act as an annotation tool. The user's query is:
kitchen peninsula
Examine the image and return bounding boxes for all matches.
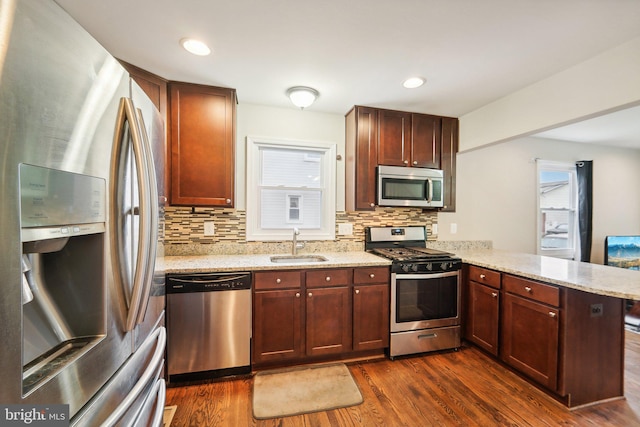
[163,247,639,408]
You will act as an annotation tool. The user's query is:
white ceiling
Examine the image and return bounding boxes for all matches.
[55,0,640,147]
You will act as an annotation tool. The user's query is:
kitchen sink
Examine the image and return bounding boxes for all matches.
[270,255,328,263]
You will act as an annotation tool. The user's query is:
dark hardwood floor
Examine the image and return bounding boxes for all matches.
[166,331,640,426]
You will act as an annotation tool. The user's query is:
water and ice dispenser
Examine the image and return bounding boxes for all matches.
[19,164,107,393]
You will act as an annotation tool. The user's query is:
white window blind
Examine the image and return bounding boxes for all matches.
[536,160,578,259]
[246,136,336,241]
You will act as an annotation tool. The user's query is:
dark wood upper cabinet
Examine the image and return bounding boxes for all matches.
[345,106,378,211]
[378,110,411,166]
[411,113,441,168]
[169,82,236,207]
[440,116,458,212]
[346,105,458,211]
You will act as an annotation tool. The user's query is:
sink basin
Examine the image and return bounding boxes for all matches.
[270,255,328,263]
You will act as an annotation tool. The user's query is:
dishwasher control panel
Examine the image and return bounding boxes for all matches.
[166,271,252,293]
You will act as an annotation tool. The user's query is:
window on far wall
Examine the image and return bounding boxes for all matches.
[246,136,336,241]
[536,160,578,260]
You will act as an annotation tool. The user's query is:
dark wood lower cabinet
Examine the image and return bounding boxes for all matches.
[253,289,303,364]
[306,286,352,356]
[353,283,390,351]
[467,280,500,356]
[464,266,624,408]
[501,292,559,390]
[253,266,390,368]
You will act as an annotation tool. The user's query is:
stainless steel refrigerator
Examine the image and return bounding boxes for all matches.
[0,0,166,425]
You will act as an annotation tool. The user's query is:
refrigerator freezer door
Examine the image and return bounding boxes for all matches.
[71,327,166,427]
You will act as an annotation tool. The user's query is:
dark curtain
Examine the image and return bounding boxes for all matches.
[576,161,593,262]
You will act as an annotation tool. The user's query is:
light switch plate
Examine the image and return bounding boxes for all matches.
[338,223,353,235]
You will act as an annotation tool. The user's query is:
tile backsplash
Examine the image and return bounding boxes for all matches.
[164,206,442,256]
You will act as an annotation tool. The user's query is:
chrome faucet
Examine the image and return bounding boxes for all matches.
[292,227,305,255]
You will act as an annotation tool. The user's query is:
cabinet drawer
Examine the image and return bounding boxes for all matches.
[254,271,302,290]
[354,266,389,284]
[306,268,351,288]
[468,265,501,289]
[503,274,560,307]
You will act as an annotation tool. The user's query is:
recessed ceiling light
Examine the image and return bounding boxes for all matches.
[180,38,211,56]
[403,77,425,89]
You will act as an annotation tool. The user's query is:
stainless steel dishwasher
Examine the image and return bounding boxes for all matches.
[166,271,252,381]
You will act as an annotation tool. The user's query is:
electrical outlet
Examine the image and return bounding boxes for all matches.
[590,303,603,317]
[450,223,457,234]
[204,221,215,236]
[432,224,438,235]
[338,223,353,235]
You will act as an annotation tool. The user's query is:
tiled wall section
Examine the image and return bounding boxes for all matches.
[164,206,442,256]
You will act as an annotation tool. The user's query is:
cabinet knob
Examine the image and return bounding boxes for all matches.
[403,160,409,165]
[355,289,360,294]
[226,199,231,204]
[549,311,557,318]
[276,278,281,284]
[413,161,418,165]
[295,292,300,298]
[370,202,375,207]
[491,292,498,298]
[325,276,331,282]
[525,286,532,293]
[308,292,313,297]
[369,273,375,279]
[480,274,486,279]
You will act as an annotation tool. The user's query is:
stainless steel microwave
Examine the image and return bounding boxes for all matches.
[377,165,444,208]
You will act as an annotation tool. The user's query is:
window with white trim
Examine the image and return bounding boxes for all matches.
[246,136,336,241]
[536,160,578,259]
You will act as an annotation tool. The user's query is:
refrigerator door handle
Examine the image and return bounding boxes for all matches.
[111,97,153,332]
[148,378,166,427]
[101,327,166,427]
[133,107,159,326]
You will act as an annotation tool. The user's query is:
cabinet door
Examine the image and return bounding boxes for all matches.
[306,287,352,356]
[345,106,378,210]
[501,292,559,390]
[353,283,389,351]
[440,117,458,212]
[466,281,499,355]
[411,114,441,168]
[169,82,235,206]
[378,109,411,166]
[253,289,304,364]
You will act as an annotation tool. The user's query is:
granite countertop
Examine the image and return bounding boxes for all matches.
[162,248,640,300]
[162,251,391,274]
[456,248,640,300]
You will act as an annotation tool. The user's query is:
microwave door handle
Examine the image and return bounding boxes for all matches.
[426,178,433,203]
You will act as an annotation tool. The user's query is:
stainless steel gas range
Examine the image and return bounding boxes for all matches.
[365,226,462,358]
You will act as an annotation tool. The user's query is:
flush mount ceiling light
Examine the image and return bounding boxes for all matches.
[403,77,425,89]
[286,86,319,109]
[180,38,211,56]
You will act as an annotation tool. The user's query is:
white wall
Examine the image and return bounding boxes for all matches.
[235,103,345,210]
[459,36,640,152]
[437,137,640,264]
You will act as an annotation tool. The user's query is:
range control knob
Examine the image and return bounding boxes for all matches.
[411,264,419,272]
[402,264,411,273]
[426,263,433,271]
[441,262,449,270]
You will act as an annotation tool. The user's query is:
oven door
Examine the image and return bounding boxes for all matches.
[391,271,460,333]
